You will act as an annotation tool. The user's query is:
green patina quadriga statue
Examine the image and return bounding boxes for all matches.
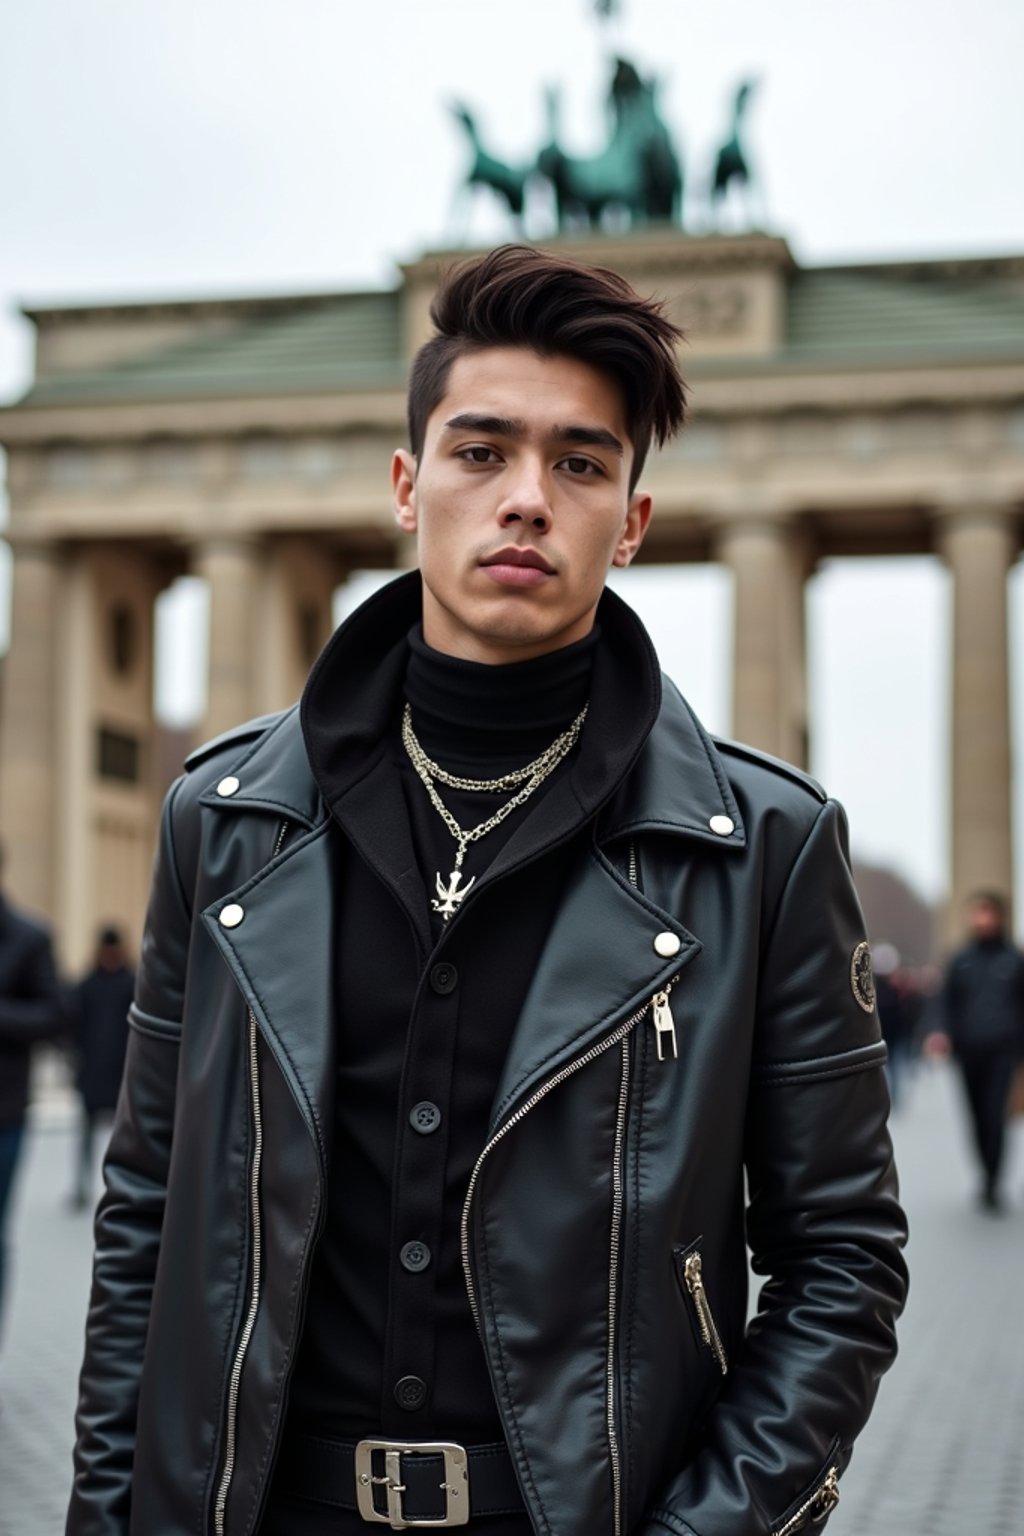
[450,58,759,236]
[451,56,683,234]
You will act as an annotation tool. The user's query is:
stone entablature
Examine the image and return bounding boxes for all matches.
[401,232,796,359]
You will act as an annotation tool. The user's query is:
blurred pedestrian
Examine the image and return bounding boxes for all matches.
[930,891,1024,1211]
[67,926,134,1211]
[0,844,62,1337]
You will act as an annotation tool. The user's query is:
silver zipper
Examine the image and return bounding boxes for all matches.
[606,1035,631,1536]
[213,819,288,1535]
[682,1251,728,1375]
[774,1464,840,1536]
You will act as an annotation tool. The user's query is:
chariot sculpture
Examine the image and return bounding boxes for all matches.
[449,59,760,236]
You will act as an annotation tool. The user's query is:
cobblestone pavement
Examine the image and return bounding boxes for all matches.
[1,1061,1022,1535]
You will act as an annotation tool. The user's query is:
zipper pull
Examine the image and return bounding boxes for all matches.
[812,1468,840,1522]
[651,990,677,1061]
[683,1251,728,1374]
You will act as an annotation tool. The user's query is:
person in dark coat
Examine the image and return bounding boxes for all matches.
[0,848,63,1336]
[68,927,135,1211]
[934,890,1024,1210]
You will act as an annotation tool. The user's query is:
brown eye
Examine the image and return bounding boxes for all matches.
[564,456,596,475]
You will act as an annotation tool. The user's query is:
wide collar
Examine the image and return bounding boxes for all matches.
[600,678,746,853]
[200,575,745,1144]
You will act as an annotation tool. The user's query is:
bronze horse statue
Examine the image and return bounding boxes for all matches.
[710,79,757,219]
[449,104,531,224]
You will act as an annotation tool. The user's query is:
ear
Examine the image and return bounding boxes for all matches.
[611,491,652,568]
[392,450,418,534]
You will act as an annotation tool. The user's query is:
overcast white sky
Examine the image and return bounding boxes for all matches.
[2,0,1023,927]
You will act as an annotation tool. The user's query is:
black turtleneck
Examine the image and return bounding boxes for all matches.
[404,622,598,767]
[267,578,661,1535]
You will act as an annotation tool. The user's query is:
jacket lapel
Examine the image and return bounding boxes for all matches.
[490,843,701,1130]
[201,821,338,1167]
[490,684,745,1127]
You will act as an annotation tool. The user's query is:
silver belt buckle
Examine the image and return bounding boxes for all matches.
[355,1439,470,1528]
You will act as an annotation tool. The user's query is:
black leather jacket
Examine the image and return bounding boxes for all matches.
[68,581,907,1536]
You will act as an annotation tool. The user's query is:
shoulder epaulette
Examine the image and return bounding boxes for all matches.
[712,736,828,803]
[183,711,285,774]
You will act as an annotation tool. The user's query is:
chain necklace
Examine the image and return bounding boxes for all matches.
[401,701,588,920]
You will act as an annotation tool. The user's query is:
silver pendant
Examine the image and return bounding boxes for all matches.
[432,868,476,921]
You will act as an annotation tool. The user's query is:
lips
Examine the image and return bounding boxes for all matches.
[479,547,556,590]
[480,547,555,574]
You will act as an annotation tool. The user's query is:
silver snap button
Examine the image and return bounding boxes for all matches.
[219,903,245,929]
[653,931,681,958]
[216,775,240,798]
[709,814,735,836]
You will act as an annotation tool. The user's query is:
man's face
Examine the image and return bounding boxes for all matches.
[968,899,1003,941]
[392,347,651,663]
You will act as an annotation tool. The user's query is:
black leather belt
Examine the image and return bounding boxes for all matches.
[275,1434,524,1527]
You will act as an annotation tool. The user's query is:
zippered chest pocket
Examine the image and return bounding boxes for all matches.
[672,1241,728,1375]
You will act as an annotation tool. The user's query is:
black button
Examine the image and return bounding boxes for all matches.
[429,962,458,995]
[400,1240,431,1273]
[394,1375,427,1411]
[410,1101,442,1135]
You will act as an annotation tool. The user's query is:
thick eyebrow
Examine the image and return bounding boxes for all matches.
[551,424,624,457]
[443,413,526,437]
[442,413,624,457]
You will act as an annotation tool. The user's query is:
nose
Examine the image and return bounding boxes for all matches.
[497,458,552,533]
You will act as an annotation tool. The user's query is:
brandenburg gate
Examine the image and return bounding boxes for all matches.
[1,231,1022,966]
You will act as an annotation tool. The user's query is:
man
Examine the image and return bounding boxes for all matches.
[68,246,907,1536]
[66,926,134,1211]
[932,890,1024,1211]
[0,845,62,1338]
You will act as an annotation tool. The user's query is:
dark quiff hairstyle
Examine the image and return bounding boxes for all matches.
[407,244,686,491]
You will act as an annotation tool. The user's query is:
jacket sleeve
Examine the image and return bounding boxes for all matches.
[67,777,195,1536]
[0,924,62,1043]
[645,799,909,1536]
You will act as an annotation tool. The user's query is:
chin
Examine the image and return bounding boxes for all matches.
[428,582,590,658]
[486,620,583,658]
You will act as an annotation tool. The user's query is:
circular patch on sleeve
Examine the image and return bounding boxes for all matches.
[850,941,876,1013]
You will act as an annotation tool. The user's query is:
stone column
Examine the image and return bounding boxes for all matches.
[193,536,265,739]
[258,537,340,713]
[53,546,164,971]
[715,515,810,767]
[0,541,66,925]
[938,506,1016,923]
